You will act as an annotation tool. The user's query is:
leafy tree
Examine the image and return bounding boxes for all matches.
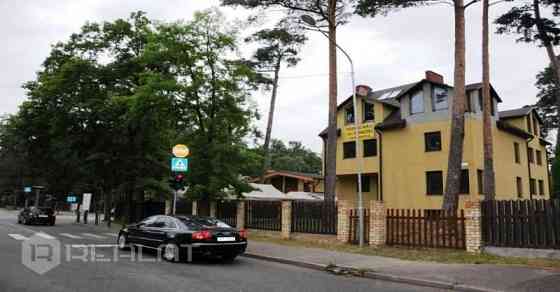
[495,0,560,197]
[141,11,260,210]
[535,66,559,138]
[356,0,480,211]
[245,22,307,182]
[239,139,322,177]
[222,0,352,204]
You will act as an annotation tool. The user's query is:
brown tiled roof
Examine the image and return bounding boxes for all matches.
[250,170,322,182]
[496,120,533,139]
[499,106,544,124]
[375,109,406,131]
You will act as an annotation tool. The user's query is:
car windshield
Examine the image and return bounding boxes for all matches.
[179,217,231,229]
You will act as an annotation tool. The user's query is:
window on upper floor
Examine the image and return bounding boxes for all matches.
[514,142,520,164]
[343,141,356,159]
[356,174,371,192]
[536,150,542,165]
[431,86,449,111]
[477,169,483,194]
[528,147,534,164]
[410,91,424,115]
[460,169,470,194]
[478,92,495,115]
[425,131,442,152]
[539,179,545,196]
[363,139,377,157]
[345,106,354,124]
[516,177,523,198]
[426,171,443,195]
[530,178,536,195]
[363,101,375,122]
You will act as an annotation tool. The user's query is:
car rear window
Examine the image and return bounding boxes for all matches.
[179,217,231,229]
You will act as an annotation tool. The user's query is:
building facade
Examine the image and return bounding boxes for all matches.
[319,71,551,210]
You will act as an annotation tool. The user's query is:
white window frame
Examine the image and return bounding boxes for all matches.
[410,91,424,115]
[432,86,449,111]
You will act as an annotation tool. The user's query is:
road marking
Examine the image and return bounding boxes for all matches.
[8,234,29,241]
[81,233,107,239]
[36,232,56,240]
[60,233,83,239]
[103,233,118,237]
[69,244,117,248]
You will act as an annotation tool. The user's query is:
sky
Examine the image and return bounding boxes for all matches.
[0,0,551,153]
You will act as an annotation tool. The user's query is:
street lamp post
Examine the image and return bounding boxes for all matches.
[301,15,365,247]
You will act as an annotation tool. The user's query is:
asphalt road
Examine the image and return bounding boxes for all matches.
[0,209,441,292]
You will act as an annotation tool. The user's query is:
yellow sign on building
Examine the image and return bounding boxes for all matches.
[343,123,375,140]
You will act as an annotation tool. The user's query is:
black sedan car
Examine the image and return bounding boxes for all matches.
[17,207,56,225]
[117,215,247,262]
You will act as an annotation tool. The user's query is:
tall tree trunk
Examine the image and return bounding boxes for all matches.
[260,59,282,183]
[482,0,496,200]
[534,0,560,197]
[443,0,466,212]
[324,0,338,204]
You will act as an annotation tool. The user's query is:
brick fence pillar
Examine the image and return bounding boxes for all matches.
[236,201,245,229]
[192,201,198,216]
[210,201,217,218]
[337,200,350,243]
[465,200,482,253]
[369,200,386,247]
[281,200,292,240]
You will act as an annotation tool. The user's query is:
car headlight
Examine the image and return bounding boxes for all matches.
[122,228,128,232]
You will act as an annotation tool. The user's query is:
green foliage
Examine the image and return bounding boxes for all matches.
[0,10,261,209]
[495,2,560,45]
[535,66,559,138]
[354,0,433,17]
[240,139,322,177]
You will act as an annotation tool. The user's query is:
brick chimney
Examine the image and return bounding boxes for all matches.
[425,71,444,84]
[356,85,372,96]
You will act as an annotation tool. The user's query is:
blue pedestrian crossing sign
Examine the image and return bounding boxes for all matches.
[67,196,77,203]
[24,187,32,193]
[171,158,189,172]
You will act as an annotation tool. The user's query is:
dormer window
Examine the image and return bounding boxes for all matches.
[363,101,375,122]
[410,91,424,115]
[345,106,354,124]
[432,86,449,111]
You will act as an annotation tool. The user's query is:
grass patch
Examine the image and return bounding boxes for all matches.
[248,230,560,270]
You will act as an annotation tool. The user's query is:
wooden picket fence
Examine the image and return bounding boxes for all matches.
[291,202,337,234]
[386,209,466,249]
[245,201,282,231]
[348,209,370,244]
[482,199,560,249]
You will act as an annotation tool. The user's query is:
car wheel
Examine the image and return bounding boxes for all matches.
[117,233,129,250]
[162,242,180,262]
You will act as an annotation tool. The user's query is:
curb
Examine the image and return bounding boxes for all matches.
[242,252,501,292]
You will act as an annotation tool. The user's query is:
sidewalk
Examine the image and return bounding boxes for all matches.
[245,241,560,292]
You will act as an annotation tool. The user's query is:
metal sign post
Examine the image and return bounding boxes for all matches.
[170,144,190,216]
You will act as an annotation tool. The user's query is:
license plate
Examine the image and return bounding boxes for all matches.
[217,237,236,242]
[38,215,48,218]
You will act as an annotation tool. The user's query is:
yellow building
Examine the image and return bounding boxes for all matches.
[319,71,551,210]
